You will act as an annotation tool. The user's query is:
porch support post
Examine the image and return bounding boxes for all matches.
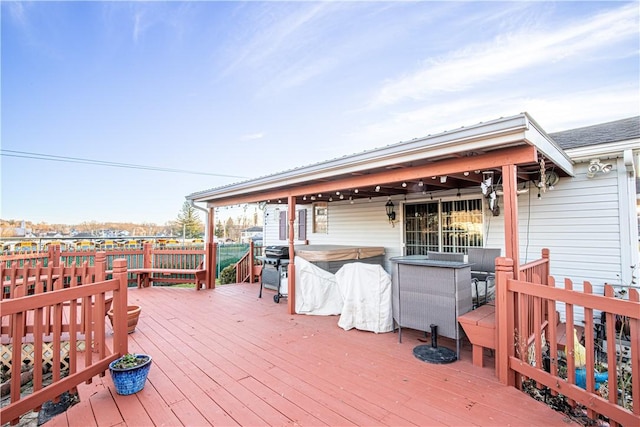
[501,164,520,279]
[208,207,216,289]
[287,196,296,315]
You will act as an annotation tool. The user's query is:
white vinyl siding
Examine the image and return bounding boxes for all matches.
[486,161,629,322]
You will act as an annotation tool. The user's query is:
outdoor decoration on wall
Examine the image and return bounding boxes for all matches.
[480,171,500,216]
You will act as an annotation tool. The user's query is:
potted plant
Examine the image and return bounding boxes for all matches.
[109,353,152,395]
[107,305,142,333]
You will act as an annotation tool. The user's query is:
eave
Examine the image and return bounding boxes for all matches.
[186,113,574,207]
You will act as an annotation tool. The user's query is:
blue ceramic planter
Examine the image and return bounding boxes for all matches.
[109,354,152,395]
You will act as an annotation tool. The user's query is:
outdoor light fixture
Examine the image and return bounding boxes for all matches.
[586,159,613,178]
[440,176,448,183]
[402,182,407,188]
[418,179,424,187]
[375,185,381,192]
[385,199,396,223]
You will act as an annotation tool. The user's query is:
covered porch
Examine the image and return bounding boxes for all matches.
[47,284,576,426]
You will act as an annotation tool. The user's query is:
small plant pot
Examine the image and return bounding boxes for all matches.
[107,305,142,333]
[109,354,152,395]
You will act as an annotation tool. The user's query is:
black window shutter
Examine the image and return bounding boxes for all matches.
[298,209,307,241]
[279,211,287,240]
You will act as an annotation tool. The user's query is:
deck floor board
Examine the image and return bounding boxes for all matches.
[46,283,576,426]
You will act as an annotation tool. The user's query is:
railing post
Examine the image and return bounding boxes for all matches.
[112,258,129,356]
[49,244,61,267]
[541,248,550,285]
[495,256,515,386]
[143,242,152,269]
[95,251,106,282]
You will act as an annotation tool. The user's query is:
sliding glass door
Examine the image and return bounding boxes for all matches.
[404,199,483,255]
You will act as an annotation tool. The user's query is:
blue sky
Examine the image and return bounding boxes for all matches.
[2,1,639,226]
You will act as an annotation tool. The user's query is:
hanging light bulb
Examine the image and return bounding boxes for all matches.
[329,196,333,202]
[340,194,344,199]
[303,195,307,201]
[375,185,380,192]
[402,182,407,188]
[354,189,359,193]
[418,179,424,187]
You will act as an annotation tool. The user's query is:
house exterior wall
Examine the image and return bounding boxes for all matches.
[263,158,638,324]
[487,159,637,321]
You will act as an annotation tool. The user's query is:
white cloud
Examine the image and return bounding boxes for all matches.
[370,3,639,107]
[240,132,265,141]
[347,83,639,151]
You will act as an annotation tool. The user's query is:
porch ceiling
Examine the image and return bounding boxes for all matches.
[187,113,573,207]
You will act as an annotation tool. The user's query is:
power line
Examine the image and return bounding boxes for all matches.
[1,149,249,179]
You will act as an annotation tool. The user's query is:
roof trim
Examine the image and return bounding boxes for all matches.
[186,113,573,203]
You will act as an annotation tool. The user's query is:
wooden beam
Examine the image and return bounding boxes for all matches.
[207,146,538,206]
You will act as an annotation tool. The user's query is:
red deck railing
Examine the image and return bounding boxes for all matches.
[495,256,640,426]
[234,241,263,283]
[0,255,130,425]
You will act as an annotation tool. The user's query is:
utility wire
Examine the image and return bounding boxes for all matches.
[1,149,249,179]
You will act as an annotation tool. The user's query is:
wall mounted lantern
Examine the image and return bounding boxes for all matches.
[385,199,396,223]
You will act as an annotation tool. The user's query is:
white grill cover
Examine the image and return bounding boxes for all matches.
[336,263,393,333]
[294,257,343,315]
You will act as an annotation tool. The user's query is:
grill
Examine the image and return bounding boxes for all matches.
[258,246,290,303]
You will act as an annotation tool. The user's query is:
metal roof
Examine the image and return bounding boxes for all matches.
[186,113,579,206]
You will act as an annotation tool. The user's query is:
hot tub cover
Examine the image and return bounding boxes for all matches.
[294,257,343,315]
[295,245,384,262]
[336,263,393,333]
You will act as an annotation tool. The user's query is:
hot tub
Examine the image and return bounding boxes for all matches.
[295,245,385,274]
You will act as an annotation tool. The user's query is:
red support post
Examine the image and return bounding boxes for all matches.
[287,195,296,315]
[249,240,255,282]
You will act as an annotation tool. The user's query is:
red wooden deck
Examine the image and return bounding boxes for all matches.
[46,283,576,426]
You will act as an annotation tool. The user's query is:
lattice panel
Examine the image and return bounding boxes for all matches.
[0,340,86,378]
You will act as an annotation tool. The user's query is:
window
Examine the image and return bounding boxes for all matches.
[404,199,483,255]
[313,202,328,233]
[278,208,308,241]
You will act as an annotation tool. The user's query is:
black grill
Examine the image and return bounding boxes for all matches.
[258,246,290,302]
[264,245,289,260]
